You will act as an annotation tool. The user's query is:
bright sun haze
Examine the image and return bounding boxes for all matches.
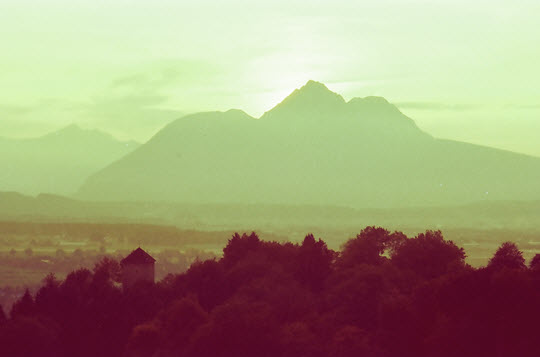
[0,0,539,156]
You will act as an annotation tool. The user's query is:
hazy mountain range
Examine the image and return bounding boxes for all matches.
[76,81,540,208]
[2,191,540,235]
[0,125,139,195]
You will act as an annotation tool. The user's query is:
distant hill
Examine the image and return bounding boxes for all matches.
[77,80,540,207]
[0,125,139,195]
[2,192,540,235]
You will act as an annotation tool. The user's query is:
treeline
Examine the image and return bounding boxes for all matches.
[0,248,216,312]
[1,227,540,357]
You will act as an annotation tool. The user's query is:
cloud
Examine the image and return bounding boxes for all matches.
[503,103,540,110]
[0,104,37,116]
[396,102,540,112]
[83,92,184,141]
[111,69,181,91]
[1,59,223,140]
[78,59,225,140]
[395,102,481,111]
[0,99,85,138]
[111,59,222,91]
[0,99,64,117]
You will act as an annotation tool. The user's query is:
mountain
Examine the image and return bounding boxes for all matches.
[76,81,540,207]
[0,125,139,195]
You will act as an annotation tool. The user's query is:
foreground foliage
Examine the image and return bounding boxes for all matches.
[0,227,539,357]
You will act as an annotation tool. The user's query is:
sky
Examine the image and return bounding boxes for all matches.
[1,0,539,156]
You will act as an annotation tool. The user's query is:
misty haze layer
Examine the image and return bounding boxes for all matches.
[0,125,138,195]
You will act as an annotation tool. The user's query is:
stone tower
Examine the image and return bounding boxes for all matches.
[121,247,155,289]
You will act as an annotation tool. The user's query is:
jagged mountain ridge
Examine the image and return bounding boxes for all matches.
[76,81,540,207]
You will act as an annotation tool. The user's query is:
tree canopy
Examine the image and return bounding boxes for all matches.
[1,227,539,357]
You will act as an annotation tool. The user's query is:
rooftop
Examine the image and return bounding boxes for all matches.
[121,247,156,265]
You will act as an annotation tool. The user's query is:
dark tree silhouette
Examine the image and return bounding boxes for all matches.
[222,232,261,268]
[488,241,526,270]
[391,230,466,278]
[10,289,36,318]
[2,227,540,357]
[278,321,321,357]
[128,297,209,357]
[339,226,405,268]
[124,323,160,357]
[0,317,60,357]
[329,325,374,357]
[188,299,280,357]
[35,273,61,318]
[295,234,335,291]
[182,259,229,310]
[93,256,122,283]
[529,253,540,271]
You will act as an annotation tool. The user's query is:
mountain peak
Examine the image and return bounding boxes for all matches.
[281,80,345,105]
[42,124,88,139]
[41,124,139,147]
[261,80,345,119]
[302,79,329,90]
[58,123,83,132]
[52,124,103,137]
[295,80,343,99]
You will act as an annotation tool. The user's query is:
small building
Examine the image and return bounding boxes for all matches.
[121,247,156,289]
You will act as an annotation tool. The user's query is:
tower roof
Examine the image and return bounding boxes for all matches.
[121,247,156,265]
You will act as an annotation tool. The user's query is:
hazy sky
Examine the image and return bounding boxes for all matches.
[1,0,539,156]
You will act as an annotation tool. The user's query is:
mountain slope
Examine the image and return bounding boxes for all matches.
[76,81,540,207]
[0,125,139,195]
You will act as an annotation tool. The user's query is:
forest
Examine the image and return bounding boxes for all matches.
[1,226,539,357]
